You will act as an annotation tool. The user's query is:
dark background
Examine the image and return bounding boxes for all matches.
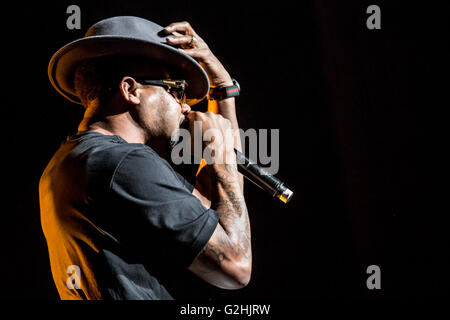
[2,0,448,301]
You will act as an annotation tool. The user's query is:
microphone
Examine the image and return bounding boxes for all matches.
[178,118,293,203]
[234,149,293,204]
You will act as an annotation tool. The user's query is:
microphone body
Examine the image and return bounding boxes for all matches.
[234,149,293,203]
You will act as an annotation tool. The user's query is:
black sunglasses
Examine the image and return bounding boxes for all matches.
[137,79,188,105]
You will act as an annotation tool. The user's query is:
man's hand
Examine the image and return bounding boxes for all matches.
[186,111,235,165]
[164,21,233,87]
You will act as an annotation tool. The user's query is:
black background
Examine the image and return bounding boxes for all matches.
[2,0,448,302]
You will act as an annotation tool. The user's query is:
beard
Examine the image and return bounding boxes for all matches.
[168,129,181,150]
[169,113,187,147]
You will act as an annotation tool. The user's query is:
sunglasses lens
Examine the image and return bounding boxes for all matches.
[172,86,186,104]
[141,79,187,104]
[169,88,186,105]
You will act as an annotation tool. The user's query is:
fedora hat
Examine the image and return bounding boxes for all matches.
[48,16,209,106]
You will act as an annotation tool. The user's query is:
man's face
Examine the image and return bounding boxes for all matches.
[128,62,191,144]
[137,81,190,143]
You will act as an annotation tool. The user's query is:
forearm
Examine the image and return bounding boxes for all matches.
[208,96,244,190]
[211,97,239,136]
[211,161,251,264]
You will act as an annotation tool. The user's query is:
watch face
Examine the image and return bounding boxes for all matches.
[232,79,241,91]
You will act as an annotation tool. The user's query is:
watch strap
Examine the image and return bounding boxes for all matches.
[208,79,240,100]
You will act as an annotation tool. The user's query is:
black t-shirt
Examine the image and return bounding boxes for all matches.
[39,131,219,300]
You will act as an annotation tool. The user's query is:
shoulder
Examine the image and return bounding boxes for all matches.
[111,146,182,189]
[69,132,161,175]
[112,145,172,176]
[68,132,166,195]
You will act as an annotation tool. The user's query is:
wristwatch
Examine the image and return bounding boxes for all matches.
[208,79,240,100]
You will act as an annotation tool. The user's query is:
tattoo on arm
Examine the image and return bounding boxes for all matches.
[198,242,225,274]
[212,164,252,262]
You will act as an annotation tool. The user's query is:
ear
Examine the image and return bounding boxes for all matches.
[119,77,141,105]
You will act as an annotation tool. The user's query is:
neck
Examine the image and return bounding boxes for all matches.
[78,103,171,159]
[82,117,146,144]
[78,101,146,144]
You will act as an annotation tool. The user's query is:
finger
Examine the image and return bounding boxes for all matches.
[166,35,193,46]
[186,110,201,121]
[164,21,195,35]
[186,111,194,121]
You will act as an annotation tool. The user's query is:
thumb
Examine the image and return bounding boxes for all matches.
[186,110,195,120]
[186,110,201,123]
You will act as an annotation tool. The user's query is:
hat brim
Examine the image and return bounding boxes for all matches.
[48,35,209,106]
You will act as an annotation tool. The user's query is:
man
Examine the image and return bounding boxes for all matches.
[40,16,251,300]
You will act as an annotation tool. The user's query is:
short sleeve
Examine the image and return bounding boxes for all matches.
[107,147,218,267]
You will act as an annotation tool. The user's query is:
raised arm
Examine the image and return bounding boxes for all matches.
[164,21,244,190]
[164,21,250,289]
